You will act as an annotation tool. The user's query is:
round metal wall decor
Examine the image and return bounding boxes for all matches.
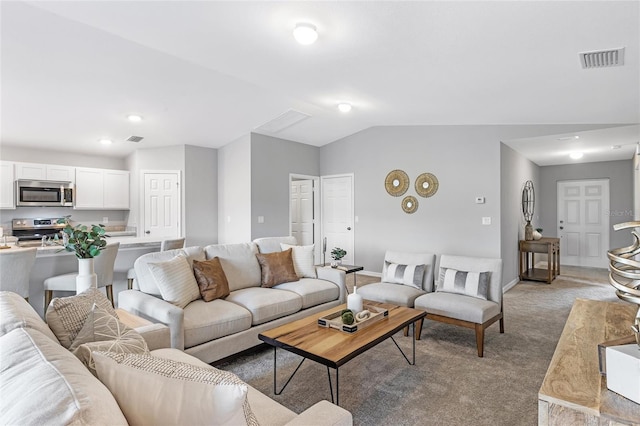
[401,196,418,214]
[385,169,409,197]
[415,173,439,198]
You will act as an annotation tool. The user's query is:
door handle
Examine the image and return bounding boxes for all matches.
[559,227,563,230]
[347,227,351,231]
[145,230,150,234]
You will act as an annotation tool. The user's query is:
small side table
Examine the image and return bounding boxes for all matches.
[116,308,153,328]
[519,238,560,284]
[321,264,363,291]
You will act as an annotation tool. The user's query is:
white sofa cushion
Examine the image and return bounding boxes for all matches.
[0,291,58,343]
[274,278,339,309]
[183,299,253,349]
[93,351,258,426]
[135,246,205,296]
[226,287,303,325]
[0,327,127,426]
[148,254,201,308]
[205,243,262,291]
[357,282,426,307]
[414,292,500,323]
[253,236,297,254]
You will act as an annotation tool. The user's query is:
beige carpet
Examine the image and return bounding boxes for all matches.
[218,266,627,426]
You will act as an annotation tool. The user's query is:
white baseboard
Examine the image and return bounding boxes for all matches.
[361,270,381,277]
[503,278,519,293]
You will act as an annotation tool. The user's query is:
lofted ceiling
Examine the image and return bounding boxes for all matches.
[1,1,639,163]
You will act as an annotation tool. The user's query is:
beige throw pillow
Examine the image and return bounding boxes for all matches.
[255,248,298,288]
[280,243,316,278]
[93,352,259,426]
[147,254,201,308]
[45,288,118,348]
[69,304,148,375]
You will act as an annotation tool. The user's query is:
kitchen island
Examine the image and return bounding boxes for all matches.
[9,236,164,318]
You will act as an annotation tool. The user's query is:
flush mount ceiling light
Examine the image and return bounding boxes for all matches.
[569,152,584,160]
[611,145,622,150]
[557,135,580,141]
[127,114,143,122]
[99,139,113,145]
[293,23,318,45]
[338,102,352,113]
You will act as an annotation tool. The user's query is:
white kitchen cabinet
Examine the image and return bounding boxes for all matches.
[0,161,15,209]
[74,167,129,210]
[14,162,75,183]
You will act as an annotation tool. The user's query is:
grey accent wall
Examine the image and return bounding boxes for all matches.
[218,135,251,243]
[250,133,320,240]
[539,160,634,250]
[184,145,217,246]
[500,143,540,286]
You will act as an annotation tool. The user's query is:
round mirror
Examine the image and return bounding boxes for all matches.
[401,195,418,214]
[393,179,400,187]
[422,182,429,189]
[415,173,439,198]
[406,201,413,208]
[385,170,409,197]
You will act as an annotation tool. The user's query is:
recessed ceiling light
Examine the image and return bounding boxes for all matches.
[293,23,318,45]
[127,114,143,122]
[569,152,584,159]
[99,139,113,145]
[338,102,352,113]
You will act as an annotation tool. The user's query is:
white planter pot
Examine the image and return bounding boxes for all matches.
[76,258,97,294]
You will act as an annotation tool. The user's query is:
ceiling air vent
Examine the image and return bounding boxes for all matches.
[579,47,625,69]
[126,135,144,143]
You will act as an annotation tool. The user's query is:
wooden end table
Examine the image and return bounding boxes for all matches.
[258,301,425,406]
[519,237,560,283]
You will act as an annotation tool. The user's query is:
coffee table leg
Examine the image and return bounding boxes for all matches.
[390,321,418,365]
[273,347,306,396]
[326,367,339,405]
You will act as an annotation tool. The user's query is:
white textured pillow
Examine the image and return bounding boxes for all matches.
[437,268,490,300]
[383,261,427,290]
[93,352,259,426]
[147,255,200,309]
[280,243,316,278]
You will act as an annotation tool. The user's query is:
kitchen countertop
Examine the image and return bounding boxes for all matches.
[5,236,163,257]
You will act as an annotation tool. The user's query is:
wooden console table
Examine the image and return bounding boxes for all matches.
[519,237,560,283]
[538,299,640,425]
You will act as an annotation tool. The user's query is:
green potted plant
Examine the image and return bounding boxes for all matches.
[330,247,347,268]
[57,217,109,293]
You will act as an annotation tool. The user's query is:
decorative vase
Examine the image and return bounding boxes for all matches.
[76,258,97,294]
[533,230,542,240]
[347,285,363,314]
[525,222,533,241]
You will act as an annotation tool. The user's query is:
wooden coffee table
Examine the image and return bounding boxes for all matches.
[258,301,426,405]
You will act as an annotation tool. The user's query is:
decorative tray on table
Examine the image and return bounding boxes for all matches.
[317,304,388,333]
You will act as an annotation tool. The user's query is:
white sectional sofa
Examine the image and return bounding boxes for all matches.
[0,291,352,426]
[118,236,347,364]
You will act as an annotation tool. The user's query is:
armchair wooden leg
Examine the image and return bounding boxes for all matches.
[403,326,409,336]
[44,290,53,313]
[475,324,485,357]
[127,278,133,290]
[106,285,114,307]
[415,318,424,340]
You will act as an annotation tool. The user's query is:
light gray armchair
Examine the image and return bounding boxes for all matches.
[356,250,437,308]
[413,255,503,357]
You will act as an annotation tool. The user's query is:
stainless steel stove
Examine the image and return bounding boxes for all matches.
[12,218,66,247]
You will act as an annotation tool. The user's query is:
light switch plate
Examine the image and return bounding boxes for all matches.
[257,216,264,224]
[475,197,485,204]
[482,217,491,225]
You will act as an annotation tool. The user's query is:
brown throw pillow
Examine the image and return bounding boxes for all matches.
[192,257,230,302]
[255,248,298,288]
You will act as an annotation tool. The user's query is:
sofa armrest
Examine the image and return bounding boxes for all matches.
[285,400,352,426]
[118,290,185,350]
[135,323,171,350]
[316,267,347,303]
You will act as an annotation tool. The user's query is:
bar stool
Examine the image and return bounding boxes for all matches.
[0,248,37,300]
[127,238,185,289]
[43,242,120,312]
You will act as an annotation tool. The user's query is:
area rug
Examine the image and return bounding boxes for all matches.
[218,266,626,426]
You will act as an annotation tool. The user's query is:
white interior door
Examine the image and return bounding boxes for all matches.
[321,174,354,265]
[557,179,610,268]
[291,179,314,246]
[142,172,180,238]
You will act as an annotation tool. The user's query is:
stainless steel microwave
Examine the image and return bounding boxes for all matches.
[16,180,74,207]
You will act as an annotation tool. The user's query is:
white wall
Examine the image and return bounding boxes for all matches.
[634,149,639,221]
[218,135,251,243]
[500,143,540,287]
